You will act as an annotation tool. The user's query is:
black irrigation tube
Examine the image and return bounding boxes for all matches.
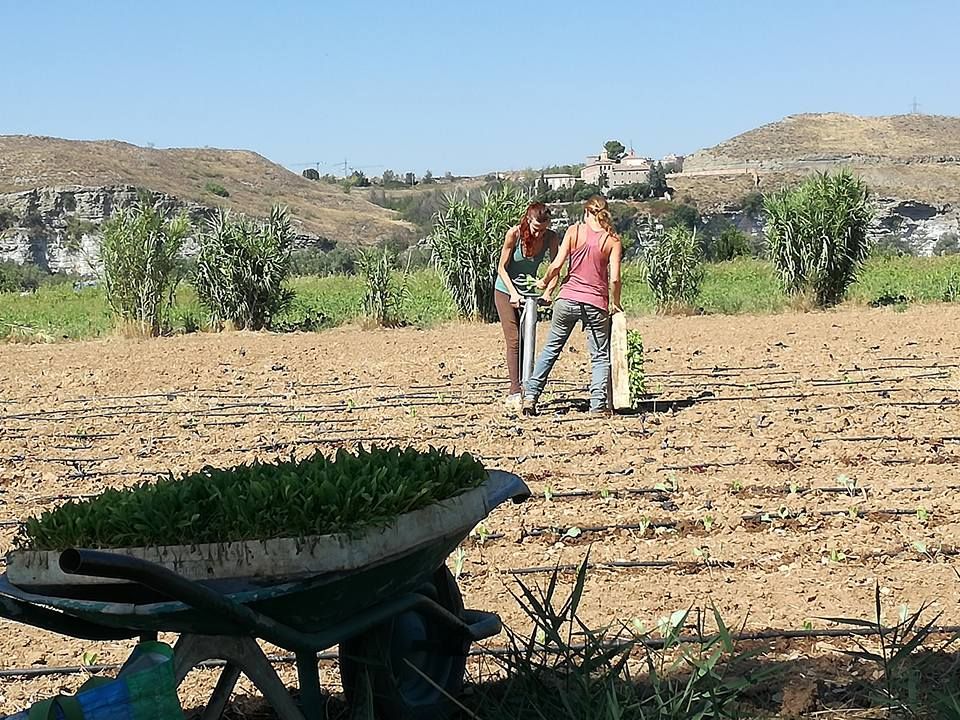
[815,434,960,443]
[8,621,960,681]
[742,508,922,522]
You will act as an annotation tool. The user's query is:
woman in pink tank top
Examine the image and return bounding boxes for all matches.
[522,196,623,415]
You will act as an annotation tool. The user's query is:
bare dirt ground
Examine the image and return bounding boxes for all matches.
[2,306,960,716]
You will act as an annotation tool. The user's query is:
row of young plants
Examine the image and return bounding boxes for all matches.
[20,445,486,550]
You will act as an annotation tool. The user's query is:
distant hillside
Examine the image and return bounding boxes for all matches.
[0,135,414,245]
[688,113,960,164]
[679,113,960,206]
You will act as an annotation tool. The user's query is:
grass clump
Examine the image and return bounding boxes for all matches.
[20,445,486,550]
[644,225,704,312]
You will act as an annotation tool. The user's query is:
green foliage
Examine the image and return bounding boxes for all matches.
[626,330,646,406]
[608,183,650,200]
[738,191,765,219]
[871,233,917,258]
[665,203,700,231]
[934,231,959,256]
[289,246,356,276]
[64,215,97,250]
[476,557,769,720]
[20,446,487,550]
[357,247,408,327]
[193,206,294,330]
[645,225,704,312]
[0,207,18,231]
[0,261,47,293]
[203,181,229,197]
[647,162,668,198]
[604,140,626,162]
[431,185,528,321]
[100,194,190,335]
[764,169,874,307]
[701,218,752,262]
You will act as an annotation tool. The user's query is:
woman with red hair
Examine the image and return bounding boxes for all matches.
[495,202,560,411]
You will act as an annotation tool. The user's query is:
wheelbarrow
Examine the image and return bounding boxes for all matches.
[0,471,530,720]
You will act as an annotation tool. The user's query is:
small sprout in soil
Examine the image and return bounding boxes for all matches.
[789,481,799,495]
[693,546,712,563]
[543,484,554,502]
[472,523,490,544]
[827,548,847,563]
[916,506,930,523]
[600,487,611,500]
[729,480,743,493]
[81,651,99,668]
[637,516,651,535]
[702,514,715,532]
[565,526,582,539]
[778,505,791,519]
[452,547,466,580]
[847,506,860,520]
[912,540,928,555]
[803,620,814,631]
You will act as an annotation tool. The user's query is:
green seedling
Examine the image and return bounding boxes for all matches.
[916,506,930,523]
[600,487,611,500]
[565,526,582,539]
[472,523,490,544]
[693,546,712,563]
[637,516,651,535]
[81,651,99,668]
[543,484,554,502]
[452,546,466,580]
[802,620,814,632]
[789,481,799,495]
[848,506,860,520]
[828,548,847,563]
[702,514,715,532]
[730,480,743,493]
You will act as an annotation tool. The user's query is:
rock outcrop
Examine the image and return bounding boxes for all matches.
[0,185,334,275]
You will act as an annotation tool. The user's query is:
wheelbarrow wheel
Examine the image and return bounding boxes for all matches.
[339,566,470,720]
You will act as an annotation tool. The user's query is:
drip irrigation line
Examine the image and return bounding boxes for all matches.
[658,461,741,472]
[810,371,949,387]
[742,508,921,522]
[814,399,960,411]
[815,435,960,443]
[5,623,960,681]
[840,362,960,373]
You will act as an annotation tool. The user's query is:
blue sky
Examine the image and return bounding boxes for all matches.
[3,1,958,177]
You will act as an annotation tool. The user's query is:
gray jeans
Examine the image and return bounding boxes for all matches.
[523,298,611,411]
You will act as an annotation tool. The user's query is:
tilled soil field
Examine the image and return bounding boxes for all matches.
[1,306,959,716]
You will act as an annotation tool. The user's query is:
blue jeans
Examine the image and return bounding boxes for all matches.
[523,298,611,411]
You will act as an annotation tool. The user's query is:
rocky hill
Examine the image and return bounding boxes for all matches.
[0,135,415,272]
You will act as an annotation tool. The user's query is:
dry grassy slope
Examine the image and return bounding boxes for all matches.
[0,135,414,245]
[678,113,960,206]
[698,113,960,161]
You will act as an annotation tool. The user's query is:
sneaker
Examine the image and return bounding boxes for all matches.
[504,393,522,412]
[522,396,538,416]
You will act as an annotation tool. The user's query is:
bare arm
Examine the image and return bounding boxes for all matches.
[497,227,522,305]
[541,231,562,299]
[537,225,575,290]
[609,237,623,312]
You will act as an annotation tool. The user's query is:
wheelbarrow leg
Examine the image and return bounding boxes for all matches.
[172,634,306,720]
[296,652,324,720]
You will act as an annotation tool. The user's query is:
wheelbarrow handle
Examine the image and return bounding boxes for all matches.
[59,549,315,652]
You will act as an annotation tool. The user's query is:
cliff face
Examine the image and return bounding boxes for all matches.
[0,185,334,275]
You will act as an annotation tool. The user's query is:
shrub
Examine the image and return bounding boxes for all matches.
[194,206,295,330]
[702,218,752,261]
[0,207,17,231]
[644,225,704,312]
[432,185,528,321]
[870,233,917,258]
[289,246,357,276]
[357,247,408,327]
[203,181,230,197]
[0,261,45,293]
[764,169,873,307]
[933,232,959,256]
[99,194,190,335]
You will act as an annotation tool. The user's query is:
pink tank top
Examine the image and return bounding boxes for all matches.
[558,223,609,311]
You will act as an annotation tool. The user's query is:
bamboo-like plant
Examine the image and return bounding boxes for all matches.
[357,247,408,327]
[194,206,294,330]
[431,185,528,321]
[644,224,704,312]
[764,169,873,307]
[99,193,190,336]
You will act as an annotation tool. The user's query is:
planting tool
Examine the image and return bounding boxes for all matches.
[0,471,530,720]
[515,276,550,385]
